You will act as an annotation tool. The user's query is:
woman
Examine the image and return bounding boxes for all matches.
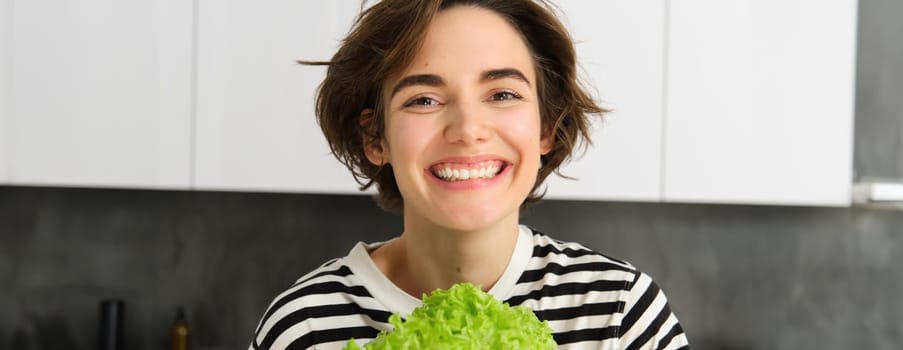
[250,1,690,349]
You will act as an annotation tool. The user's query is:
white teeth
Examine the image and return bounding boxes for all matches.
[433,164,503,182]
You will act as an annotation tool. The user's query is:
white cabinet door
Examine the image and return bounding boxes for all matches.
[194,1,365,194]
[11,0,193,189]
[0,0,11,183]
[543,1,666,202]
[664,0,857,206]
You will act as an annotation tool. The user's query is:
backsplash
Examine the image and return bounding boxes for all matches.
[2,188,903,349]
[0,189,403,350]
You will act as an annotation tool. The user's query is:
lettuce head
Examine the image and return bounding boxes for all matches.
[344,282,556,349]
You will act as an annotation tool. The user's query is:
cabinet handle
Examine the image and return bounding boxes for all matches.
[853,179,903,209]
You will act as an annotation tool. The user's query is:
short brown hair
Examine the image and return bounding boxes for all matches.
[305,0,606,212]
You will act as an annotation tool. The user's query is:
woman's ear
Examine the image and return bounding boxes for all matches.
[360,108,388,165]
[540,124,554,155]
[540,134,553,155]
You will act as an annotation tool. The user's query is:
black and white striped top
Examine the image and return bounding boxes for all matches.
[250,226,690,350]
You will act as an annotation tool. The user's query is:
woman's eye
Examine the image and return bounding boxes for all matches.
[403,96,440,108]
[489,91,523,102]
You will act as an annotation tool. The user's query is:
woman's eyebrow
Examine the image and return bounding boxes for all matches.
[482,68,530,86]
[390,68,530,98]
[391,74,445,97]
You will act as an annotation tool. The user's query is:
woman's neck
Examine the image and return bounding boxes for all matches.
[372,214,521,298]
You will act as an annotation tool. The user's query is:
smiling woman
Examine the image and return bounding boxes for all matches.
[308,0,602,214]
[249,1,690,349]
[369,5,549,239]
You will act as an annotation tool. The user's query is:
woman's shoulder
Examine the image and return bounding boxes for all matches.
[258,257,368,326]
[524,226,638,275]
[506,226,644,309]
[250,253,390,350]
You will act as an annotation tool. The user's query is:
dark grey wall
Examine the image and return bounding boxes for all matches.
[855,0,903,177]
[3,189,903,350]
[0,189,403,350]
[3,0,902,349]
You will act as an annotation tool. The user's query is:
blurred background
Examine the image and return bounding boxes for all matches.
[1,0,902,349]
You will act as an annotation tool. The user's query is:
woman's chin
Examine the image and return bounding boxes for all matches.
[426,205,517,233]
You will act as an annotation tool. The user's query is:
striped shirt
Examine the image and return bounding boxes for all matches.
[250,226,690,349]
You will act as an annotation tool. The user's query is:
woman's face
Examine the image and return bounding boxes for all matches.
[367,5,551,232]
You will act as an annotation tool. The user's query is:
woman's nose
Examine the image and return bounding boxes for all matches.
[443,101,492,145]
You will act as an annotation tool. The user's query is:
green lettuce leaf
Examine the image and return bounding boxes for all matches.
[344,282,556,349]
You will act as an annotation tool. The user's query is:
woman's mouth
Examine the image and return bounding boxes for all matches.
[428,160,508,182]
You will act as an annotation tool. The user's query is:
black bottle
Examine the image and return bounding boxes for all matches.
[98,299,124,350]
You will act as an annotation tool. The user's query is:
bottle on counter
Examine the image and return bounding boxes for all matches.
[169,307,190,350]
[98,299,124,350]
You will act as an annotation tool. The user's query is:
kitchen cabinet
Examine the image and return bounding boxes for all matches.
[9,0,193,189]
[548,0,857,206]
[5,0,858,207]
[663,0,857,206]
[193,1,364,194]
[544,1,666,201]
